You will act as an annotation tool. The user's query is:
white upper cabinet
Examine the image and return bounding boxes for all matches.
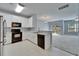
[3,14,33,28]
[21,17,33,28]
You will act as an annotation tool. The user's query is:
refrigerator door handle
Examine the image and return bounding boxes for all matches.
[0,42,4,43]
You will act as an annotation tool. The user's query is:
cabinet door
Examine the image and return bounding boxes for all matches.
[22,17,33,27]
[37,34,45,49]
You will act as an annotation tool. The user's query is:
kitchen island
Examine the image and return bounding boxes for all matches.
[34,31,52,49]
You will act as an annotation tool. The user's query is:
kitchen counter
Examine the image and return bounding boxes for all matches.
[34,30,53,32]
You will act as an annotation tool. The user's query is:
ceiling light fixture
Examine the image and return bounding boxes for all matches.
[58,4,69,10]
[15,3,24,13]
[40,16,51,20]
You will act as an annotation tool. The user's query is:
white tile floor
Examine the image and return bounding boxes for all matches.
[3,40,74,56]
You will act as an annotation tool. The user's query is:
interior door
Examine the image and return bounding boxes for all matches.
[38,34,45,49]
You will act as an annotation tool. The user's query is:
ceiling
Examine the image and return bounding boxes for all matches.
[0,3,78,22]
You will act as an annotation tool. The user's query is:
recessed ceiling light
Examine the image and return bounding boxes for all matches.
[15,3,24,13]
[40,16,51,20]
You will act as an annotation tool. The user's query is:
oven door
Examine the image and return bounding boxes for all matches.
[12,32,22,43]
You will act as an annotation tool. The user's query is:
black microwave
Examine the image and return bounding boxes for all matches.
[12,22,21,27]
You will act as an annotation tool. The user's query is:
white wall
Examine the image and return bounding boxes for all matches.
[37,20,49,31]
